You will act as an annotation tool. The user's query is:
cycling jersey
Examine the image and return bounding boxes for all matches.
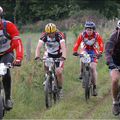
[0,19,23,60]
[105,30,120,65]
[39,31,65,58]
[73,31,104,54]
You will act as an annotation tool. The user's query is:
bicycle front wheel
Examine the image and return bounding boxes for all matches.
[44,79,52,108]
[84,72,90,101]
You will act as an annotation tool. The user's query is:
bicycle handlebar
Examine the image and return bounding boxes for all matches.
[40,57,64,62]
[78,54,100,59]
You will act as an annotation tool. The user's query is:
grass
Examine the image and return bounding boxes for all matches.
[4,25,120,119]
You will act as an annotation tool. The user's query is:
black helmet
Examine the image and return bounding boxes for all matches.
[84,21,96,30]
[0,6,3,17]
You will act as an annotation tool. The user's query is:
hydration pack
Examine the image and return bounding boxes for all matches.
[82,31,97,46]
[2,19,11,39]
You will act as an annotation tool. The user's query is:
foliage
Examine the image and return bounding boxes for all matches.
[0,0,120,25]
[3,19,119,119]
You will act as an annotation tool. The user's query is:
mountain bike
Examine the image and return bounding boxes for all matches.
[0,63,12,119]
[42,57,62,108]
[79,53,99,102]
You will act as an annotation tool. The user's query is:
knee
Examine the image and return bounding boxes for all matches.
[112,77,119,84]
[56,68,62,76]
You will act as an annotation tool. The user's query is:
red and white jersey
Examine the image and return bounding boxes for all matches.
[0,19,24,60]
[73,31,104,53]
[39,32,65,55]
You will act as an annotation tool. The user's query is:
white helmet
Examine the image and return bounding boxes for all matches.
[0,6,3,17]
[117,20,120,29]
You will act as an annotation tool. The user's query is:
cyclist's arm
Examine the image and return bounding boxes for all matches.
[96,33,104,54]
[73,34,82,52]
[35,39,43,58]
[105,32,117,65]
[7,21,24,61]
[60,39,66,59]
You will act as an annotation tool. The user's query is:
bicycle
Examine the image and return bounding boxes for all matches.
[78,53,99,102]
[41,57,62,108]
[0,63,12,119]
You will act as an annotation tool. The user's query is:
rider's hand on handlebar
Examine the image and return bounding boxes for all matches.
[13,59,22,66]
[73,52,79,56]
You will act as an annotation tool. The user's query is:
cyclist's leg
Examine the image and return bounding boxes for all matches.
[90,62,97,86]
[55,61,64,89]
[55,61,64,98]
[110,69,120,115]
[110,69,120,102]
[0,52,14,109]
[88,50,98,96]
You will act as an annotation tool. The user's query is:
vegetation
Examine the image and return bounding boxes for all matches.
[3,19,120,119]
[1,0,120,25]
[0,0,120,119]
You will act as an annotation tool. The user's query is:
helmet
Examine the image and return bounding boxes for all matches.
[84,21,96,30]
[0,6,3,17]
[117,20,120,29]
[45,23,57,33]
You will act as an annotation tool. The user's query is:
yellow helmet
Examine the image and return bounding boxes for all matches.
[45,23,57,33]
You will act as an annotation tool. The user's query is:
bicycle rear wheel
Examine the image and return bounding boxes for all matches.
[44,79,52,108]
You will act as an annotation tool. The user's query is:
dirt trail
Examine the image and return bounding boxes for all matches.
[83,89,111,119]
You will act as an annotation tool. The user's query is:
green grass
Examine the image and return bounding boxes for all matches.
[4,30,120,119]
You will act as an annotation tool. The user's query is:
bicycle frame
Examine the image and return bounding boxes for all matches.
[79,53,98,101]
[0,63,12,119]
[42,58,61,108]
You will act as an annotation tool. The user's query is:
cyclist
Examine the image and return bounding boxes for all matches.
[35,23,66,97]
[0,6,24,110]
[105,20,120,116]
[73,21,104,96]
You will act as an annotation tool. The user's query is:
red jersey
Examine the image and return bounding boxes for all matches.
[73,31,104,54]
[0,20,24,60]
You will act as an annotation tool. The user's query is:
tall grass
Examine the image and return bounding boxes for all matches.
[4,19,120,119]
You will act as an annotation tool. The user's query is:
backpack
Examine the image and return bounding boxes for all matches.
[81,31,97,46]
[2,20,11,39]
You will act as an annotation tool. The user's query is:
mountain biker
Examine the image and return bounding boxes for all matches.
[73,21,104,96]
[35,23,66,97]
[0,6,24,110]
[105,20,120,116]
